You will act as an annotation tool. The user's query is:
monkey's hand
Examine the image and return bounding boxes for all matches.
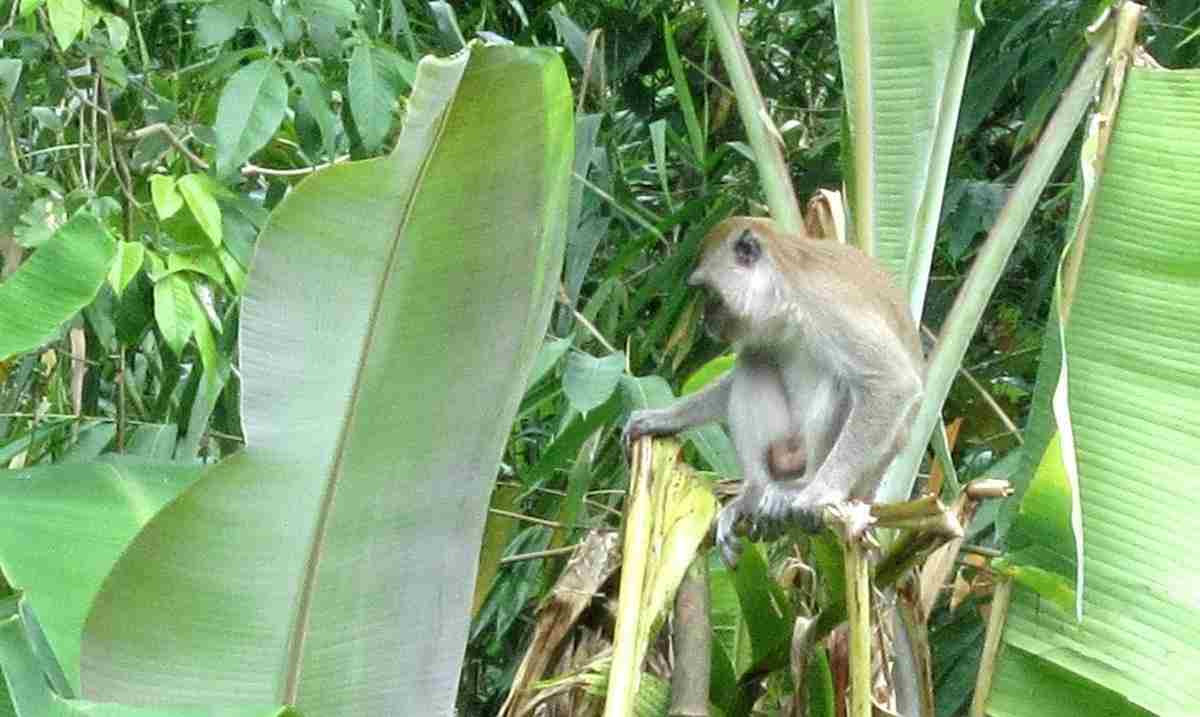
[622,408,676,453]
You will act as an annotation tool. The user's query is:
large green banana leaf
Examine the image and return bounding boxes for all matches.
[833,0,973,294]
[0,458,203,695]
[75,44,573,714]
[1,601,291,716]
[988,66,1200,717]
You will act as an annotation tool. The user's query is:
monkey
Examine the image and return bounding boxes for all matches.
[623,216,923,566]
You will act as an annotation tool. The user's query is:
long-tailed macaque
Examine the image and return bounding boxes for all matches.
[624,217,924,565]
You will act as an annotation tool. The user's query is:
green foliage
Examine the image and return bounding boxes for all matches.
[4,0,1200,715]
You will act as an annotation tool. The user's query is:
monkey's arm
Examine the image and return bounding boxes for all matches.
[623,370,734,445]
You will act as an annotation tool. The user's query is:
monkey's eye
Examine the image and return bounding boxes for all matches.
[733,231,761,267]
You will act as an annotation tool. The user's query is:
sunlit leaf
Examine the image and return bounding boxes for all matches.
[563,350,624,414]
[149,174,183,220]
[176,174,223,246]
[213,59,288,177]
[152,273,195,357]
[107,240,144,296]
[348,43,397,152]
[196,0,248,47]
[0,212,114,361]
[45,0,83,49]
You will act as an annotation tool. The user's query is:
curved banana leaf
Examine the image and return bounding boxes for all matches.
[1,601,291,717]
[0,457,203,694]
[990,66,1200,717]
[0,212,114,361]
[80,44,573,714]
[833,0,972,291]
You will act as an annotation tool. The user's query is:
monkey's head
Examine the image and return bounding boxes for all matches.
[689,217,796,347]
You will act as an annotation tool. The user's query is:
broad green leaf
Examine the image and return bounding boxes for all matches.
[143,250,167,281]
[528,335,571,388]
[196,0,248,47]
[1005,433,1078,595]
[81,45,574,715]
[562,350,624,414]
[989,646,1154,717]
[427,1,465,50]
[176,174,223,246]
[348,44,397,152]
[1,608,292,715]
[152,273,195,356]
[0,213,115,361]
[247,1,283,50]
[373,45,415,92]
[217,248,247,293]
[388,0,417,59]
[991,66,1200,717]
[97,53,127,92]
[732,543,793,665]
[213,59,288,177]
[833,0,967,282]
[680,354,734,395]
[124,424,179,459]
[0,60,20,101]
[288,66,337,160]
[560,113,605,307]
[149,175,182,219]
[0,458,203,692]
[46,0,83,49]
[298,0,355,26]
[102,13,128,51]
[107,240,144,296]
[167,250,225,286]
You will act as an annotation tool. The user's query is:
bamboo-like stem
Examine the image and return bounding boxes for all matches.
[700,0,803,233]
[604,437,655,717]
[843,529,872,717]
[969,577,1014,717]
[669,557,711,717]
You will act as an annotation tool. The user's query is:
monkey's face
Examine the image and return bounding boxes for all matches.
[689,222,788,347]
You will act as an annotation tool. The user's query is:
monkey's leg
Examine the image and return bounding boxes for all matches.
[718,363,793,566]
[623,371,734,447]
[767,379,920,532]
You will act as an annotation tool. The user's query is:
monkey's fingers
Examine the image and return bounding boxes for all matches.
[715,503,744,569]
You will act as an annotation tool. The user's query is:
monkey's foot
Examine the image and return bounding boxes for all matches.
[756,483,840,534]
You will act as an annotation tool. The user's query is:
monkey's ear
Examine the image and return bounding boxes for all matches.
[733,229,761,267]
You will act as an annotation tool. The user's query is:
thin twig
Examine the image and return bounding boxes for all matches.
[100,78,139,209]
[499,545,582,565]
[241,157,350,177]
[489,508,563,529]
[558,285,618,353]
[922,325,1023,445]
[573,171,664,241]
[124,122,210,170]
[969,577,1013,717]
